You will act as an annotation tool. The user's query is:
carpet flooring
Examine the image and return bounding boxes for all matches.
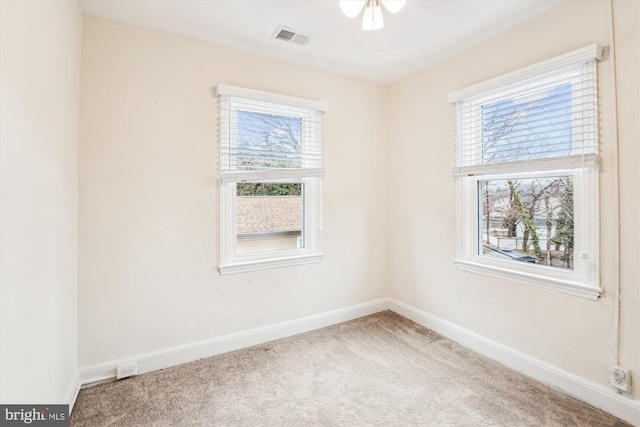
[71,311,632,426]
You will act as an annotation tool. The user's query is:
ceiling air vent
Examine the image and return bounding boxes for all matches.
[272,26,312,46]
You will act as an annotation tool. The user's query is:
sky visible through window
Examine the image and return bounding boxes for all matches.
[482,83,573,164]
[237,110,302,169]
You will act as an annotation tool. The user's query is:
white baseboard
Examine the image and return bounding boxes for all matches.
[388,298,640,427]
[79,298,389,387]
[64,368,81,414]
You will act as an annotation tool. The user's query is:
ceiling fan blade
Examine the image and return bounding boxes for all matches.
[339,0,366,18]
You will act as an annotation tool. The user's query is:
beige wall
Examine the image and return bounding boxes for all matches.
[388,0,639,400]
[78,17,389,366]
[0,0,81,403]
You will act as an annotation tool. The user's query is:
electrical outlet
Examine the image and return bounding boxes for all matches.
[117,362,138,380]
[611,367,629,392]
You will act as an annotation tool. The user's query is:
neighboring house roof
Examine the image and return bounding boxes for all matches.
[482,245,537,263]
[236,196,302,234]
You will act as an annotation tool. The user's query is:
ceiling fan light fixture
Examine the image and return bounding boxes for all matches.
[340,0,406,32]
[362,2,384,31]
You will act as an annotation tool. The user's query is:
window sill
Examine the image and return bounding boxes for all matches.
[454,259,602,300]
[219,253,323,275]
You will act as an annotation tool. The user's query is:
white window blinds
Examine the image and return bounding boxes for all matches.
[217,84,326,182]
[450,45,602,177]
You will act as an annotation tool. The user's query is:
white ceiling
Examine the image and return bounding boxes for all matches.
[78,0,565,85]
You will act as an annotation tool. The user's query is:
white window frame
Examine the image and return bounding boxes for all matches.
[217,84,327,275]
[449,45,602,300]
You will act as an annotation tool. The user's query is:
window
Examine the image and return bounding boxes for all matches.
[217,84,327,274]
[449,45,602,299]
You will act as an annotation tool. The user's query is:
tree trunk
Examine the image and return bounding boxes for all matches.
[545,195,552,265]
[508,180,544,260]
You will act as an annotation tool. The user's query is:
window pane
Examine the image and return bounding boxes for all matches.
[237,111,302,169]
[481,83,573,164]
[236,182,303,255]
[479,176,574,270]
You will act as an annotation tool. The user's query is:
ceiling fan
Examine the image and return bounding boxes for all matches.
[339,0,407,32]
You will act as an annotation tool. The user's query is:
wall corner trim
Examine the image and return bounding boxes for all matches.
[388,298,640,426]
[78,298,389,388]
[65,368,81,415]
